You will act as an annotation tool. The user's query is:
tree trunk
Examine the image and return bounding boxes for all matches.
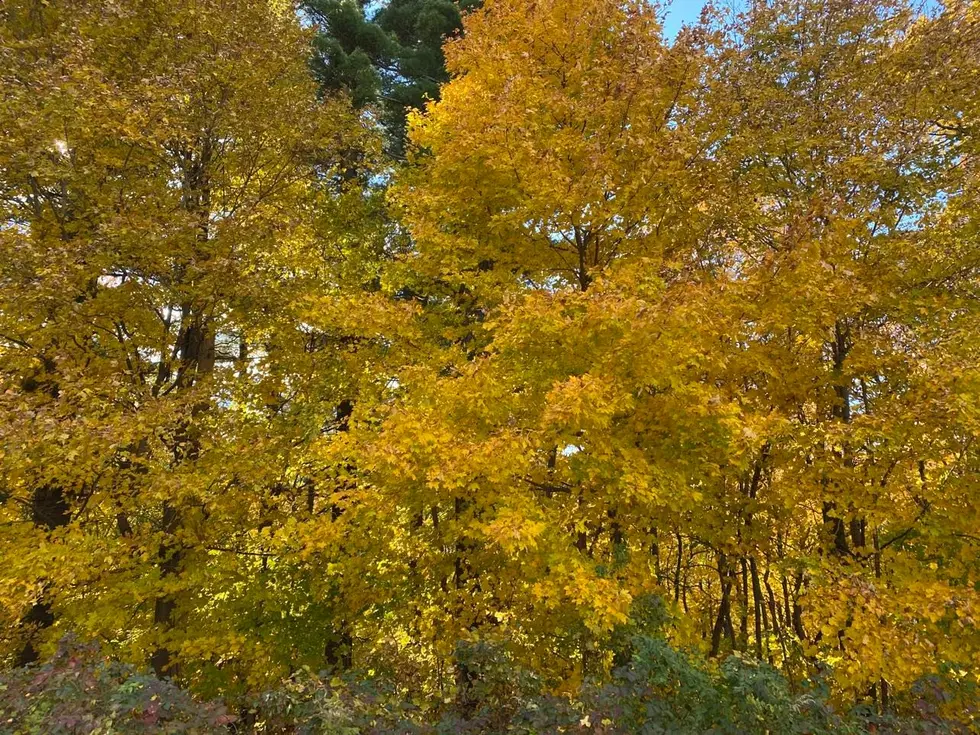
[710,553,735,658]
[750,556,768,660]
[150,308,215,678]
[16,364,71,666]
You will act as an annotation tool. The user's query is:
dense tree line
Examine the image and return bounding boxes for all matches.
[0,0,978,731]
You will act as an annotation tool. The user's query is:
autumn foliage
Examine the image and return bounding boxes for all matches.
[1,0,978,731]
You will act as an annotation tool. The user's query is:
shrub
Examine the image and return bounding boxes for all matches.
[0,637,233,734]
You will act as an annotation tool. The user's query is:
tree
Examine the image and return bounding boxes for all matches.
[0,0,385,689]
[363,0,980,711]
[304,0,479,155]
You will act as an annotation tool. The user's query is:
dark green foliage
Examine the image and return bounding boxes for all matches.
[242,636,974,733]
[303,0,478,155]
[592,639,842,734]
[374,0,477,149]
[306,0,392,107]
[3,635,972,734]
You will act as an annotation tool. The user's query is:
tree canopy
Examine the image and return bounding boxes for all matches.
[1,0,978,731]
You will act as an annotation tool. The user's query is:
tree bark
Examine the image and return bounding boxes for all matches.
[710,553,735,658]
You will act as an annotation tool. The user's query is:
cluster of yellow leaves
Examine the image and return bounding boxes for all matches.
[363,0,980,706]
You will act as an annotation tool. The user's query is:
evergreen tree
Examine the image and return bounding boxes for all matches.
[304,0,479,155]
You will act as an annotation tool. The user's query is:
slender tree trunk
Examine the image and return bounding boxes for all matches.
[674,531,683,605]
[710,553,735,658]
[791,572,807,641]
[738,558,749,651]
[324,399,354,672]
[151,500,181,677]
[823,319,853,558]
[151,304,215,678]
[16,485,69,665]
[742,448,769,659]
[650,526,662,585]
[750,556,768,660]
[453,495,481,716]
[822,500,850,557]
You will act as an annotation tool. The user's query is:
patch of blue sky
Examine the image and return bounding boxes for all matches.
[661,0,942,39]
[660,0,710,38]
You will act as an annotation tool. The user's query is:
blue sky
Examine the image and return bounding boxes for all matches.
[661,0,710,37]
[660,0,942,37]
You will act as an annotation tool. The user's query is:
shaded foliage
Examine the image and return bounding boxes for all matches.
[0,637,232,734]
[4,635,971,734]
